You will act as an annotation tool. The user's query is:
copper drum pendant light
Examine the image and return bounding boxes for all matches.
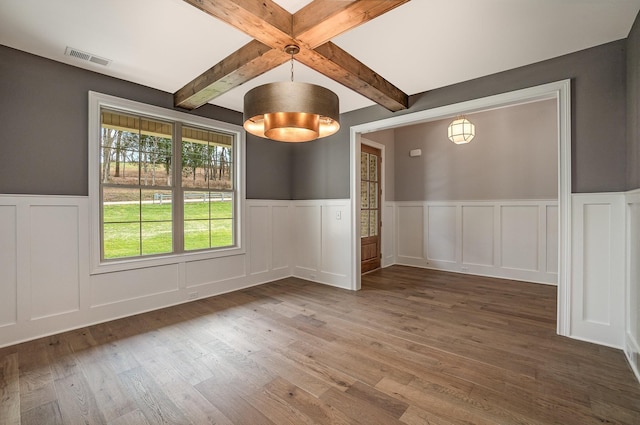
[243,45,340,143]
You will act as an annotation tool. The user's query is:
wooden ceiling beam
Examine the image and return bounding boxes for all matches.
[174,40,289,110]
[297,42,408,112]
[293,0,410,49]
[175,0,410,112]
[181,0,294,49]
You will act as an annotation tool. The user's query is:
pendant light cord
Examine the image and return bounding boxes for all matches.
[290,52,294,82]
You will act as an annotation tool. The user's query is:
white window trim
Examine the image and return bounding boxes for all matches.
[88,91,246,275]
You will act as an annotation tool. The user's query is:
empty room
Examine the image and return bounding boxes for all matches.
[2,1,640,424]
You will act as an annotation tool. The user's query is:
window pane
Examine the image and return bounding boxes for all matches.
[103,222,140,259]
[211,219,233,248]
[212,193,233,219]
[184,192,210,221]
[140,136,172,187]
[141,222,173,255]
[183,191,234,251]
[184,220,210,251]
[182,140,210,189]
[210,146,233,189]
[141,190,172,221]
[103,187,140,223]
[102,145,141,185]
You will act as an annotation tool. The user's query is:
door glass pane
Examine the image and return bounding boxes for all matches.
[370,182,378,209]
[369,153,378,181]
[360,210,369,238]
[361,182,369,209]
[369,210,378,237]
[361,152,369,180]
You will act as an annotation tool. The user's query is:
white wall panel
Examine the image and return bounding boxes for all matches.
[0,206,17,326]
[294,205,321,272]
[427,206,456,263]
[321,203,350,277]
[91,264,179,307]
[462,206,494,266]
[626,192,640,383]
[382,203,395,266]
[397,205,423,259]
[501,206,538,271]
[29,205,80,319]
[583,204,612,324]
[0,196,353,347]
[248,205,269,274]
[546,205,559,274]
[185,255,246,288]
[272,205,290,270]
[394,200,557,285]
[571,194,625,348]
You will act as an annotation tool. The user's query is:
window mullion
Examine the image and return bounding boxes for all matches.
[173,122,184,254]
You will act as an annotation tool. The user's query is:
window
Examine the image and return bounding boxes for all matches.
[182,126,234,251]
[101,111,174,259]
[90,92,244,272]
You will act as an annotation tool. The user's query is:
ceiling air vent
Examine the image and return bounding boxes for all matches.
[64,46,111,66]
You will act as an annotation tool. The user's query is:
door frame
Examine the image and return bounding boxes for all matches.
[349,79,572,337]
[360,140,385,273]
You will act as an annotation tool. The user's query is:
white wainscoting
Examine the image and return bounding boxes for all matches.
[382,202,395,268]
[246,200,293,280]
[393,200,558,285]
[626,190,640,381]
[571,193,625,348]
[0,196,352,348]
[292,200,352,289]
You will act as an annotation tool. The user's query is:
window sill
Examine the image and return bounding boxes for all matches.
[90,245,245,275]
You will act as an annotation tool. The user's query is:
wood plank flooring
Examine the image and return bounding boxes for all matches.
[1,265,640,424]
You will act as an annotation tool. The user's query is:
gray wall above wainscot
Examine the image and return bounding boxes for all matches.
[291,39,627,199]
[392,99,557,201]
[0,45,293,199]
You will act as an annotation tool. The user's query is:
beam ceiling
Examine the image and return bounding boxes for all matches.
[175,0,410,112]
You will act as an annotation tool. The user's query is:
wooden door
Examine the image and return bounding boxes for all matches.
[361,144,381,273]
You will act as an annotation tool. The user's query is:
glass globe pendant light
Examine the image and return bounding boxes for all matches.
[448,116,475,144]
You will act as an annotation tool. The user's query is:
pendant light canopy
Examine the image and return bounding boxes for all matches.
[243,45,340,143]
[448,117,475,144]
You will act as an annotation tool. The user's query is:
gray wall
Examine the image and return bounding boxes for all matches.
[0,45,292,199]
[629,13,640,190]
[393,100,557,201]
[292,39,628,199]
[245,135,293,199]
[1,36,631,199]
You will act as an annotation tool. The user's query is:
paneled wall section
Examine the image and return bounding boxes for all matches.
[393,200,559,285]
[0,196,351,347]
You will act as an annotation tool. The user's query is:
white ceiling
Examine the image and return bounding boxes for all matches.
[1,0,639,114]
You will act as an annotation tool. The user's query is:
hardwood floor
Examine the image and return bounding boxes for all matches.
[1,265,639,424]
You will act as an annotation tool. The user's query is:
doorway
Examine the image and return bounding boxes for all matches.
[361,144,382,273]
[349,80,571,337]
